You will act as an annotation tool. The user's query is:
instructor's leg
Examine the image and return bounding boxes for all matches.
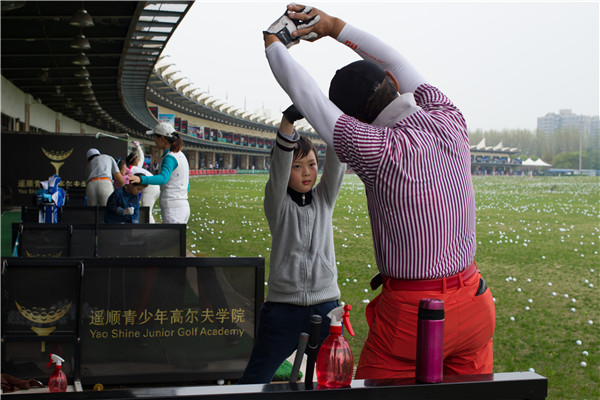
[355,290,418,380]
[444,275,495,375]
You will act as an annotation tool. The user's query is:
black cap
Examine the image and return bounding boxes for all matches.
[329,60,386,117]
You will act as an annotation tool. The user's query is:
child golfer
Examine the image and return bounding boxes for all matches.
[238,105,346,384]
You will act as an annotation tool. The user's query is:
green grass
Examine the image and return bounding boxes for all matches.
[182,174,599,399]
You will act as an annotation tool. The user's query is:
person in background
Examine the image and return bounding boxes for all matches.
[117,160,131,187]
[126,150,160,223]
[85,148,124,206]
[262,3,495,380]
[129,122,190,224]
[103,173,147,223]
[238,105,346,384]
[130,140,148,169]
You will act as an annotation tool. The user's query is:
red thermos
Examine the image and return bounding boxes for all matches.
[415,298,444,383]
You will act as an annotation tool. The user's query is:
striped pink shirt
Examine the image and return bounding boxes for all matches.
[333,84,476,280]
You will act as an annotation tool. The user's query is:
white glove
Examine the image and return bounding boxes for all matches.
[265,6,320,48]
[122,207,134,216]
[293,5,320,41]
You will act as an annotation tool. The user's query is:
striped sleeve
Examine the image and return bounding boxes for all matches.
[413,84,468,143]
[332,115,388,189]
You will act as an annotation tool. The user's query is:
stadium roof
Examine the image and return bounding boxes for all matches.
[146,60,322,144]
[470,138,519,153]
[1,1,193,136]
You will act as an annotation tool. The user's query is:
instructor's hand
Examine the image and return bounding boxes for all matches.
[286,4,346,41]
[264,6,320,48]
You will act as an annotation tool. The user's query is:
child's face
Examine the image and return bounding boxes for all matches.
[126,185,145,196]
[288,150,318,193]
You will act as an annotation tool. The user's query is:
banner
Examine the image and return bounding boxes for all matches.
[188,125,202,138]
[1,133,127,206]
[2,257,264,386]
[158,114,175,125]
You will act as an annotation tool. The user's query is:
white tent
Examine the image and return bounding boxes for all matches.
[521,158,535,166]
[533,158,552,167]
[521,158,551,167]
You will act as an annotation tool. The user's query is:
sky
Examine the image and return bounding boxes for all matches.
[162,1,599,132]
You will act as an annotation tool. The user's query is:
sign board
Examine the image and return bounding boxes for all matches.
[1,133,127,206]
[158,114,175,125]
[1,257,264,386]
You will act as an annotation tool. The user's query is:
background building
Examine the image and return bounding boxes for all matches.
[537,109,600,150]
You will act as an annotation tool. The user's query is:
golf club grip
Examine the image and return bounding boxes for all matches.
[304,314,322,384]
[289,332,309,384]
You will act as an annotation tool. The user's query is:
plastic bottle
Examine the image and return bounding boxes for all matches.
[47,353,67,392]
[415,298,444,383]
[316,304,355,388]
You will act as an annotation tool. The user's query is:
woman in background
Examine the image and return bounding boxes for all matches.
[129,122,189,224]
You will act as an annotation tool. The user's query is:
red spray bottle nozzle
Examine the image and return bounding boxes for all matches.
[327,305,355,335]
[47,353,64,368]
[342,304,355,336]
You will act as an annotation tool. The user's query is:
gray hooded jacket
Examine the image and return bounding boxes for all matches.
[264,131,346,306]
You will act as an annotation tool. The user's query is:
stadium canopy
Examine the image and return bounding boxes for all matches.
[470,138,519,153]
[1,1,194,137]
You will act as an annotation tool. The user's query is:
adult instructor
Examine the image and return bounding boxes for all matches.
[129,122,190,224]
[85,148,124,206]
[263,4,495,380]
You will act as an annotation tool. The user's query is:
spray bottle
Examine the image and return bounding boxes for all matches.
[47,353,67,392]
[316,304,355,388]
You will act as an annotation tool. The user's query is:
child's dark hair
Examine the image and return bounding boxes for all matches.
[131,173,148,187]
[126,152,138,167]
[270,135,317,161]
[293,136,317,161]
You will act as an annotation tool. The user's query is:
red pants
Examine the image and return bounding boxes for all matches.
[355,264,495,379]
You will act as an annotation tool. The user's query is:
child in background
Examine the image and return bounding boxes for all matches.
[103,173,147,224]
[126,150,160,223]
[118,159,132,186]
[238,105,346,384]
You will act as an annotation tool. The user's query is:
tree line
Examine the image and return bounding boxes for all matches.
[469,128,600,170]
